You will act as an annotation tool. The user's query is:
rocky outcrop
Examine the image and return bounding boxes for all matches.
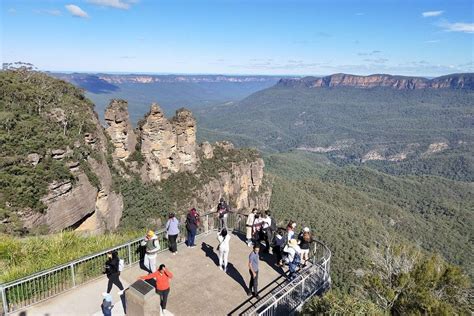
[104,99,137,161]
[185,158,271,214]
[277,73,474,90]
[22,174,97,233]
[31,101,124,234]
[200,142,214,159]
[140,104,198,182]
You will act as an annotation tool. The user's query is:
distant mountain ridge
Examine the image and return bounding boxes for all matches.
[53,73,279,86]
[277,73,474,90]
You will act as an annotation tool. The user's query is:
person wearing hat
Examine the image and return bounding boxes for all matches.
[166,212,180,255]
[101,292,114,316]
[298,227,313,265]
[140,230,160,273]
[217,197,230,230]
[283,239,301,280]
[246,208,258,246]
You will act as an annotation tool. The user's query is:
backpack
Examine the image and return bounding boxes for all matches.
[118,258,125,272]
[293,252,301,266]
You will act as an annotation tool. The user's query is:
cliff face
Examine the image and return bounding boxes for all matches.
[139,104,198,182]
[277,73,474,90]
[22,98,124,234]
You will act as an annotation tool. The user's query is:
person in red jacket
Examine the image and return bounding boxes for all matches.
[139,264,173,312]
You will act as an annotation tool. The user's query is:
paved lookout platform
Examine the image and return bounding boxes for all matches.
[13,232,287,316]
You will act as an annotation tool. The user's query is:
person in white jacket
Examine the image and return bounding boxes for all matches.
[217,228,231,272]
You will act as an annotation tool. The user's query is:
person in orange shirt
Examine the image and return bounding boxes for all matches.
[139,264,173,312]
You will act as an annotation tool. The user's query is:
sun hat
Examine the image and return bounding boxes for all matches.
[146,230,155,237]
[303,227,310,232]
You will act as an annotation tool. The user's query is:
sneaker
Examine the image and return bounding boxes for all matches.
[173,252,176,255]
[118,290,124,296]
[219,266,223,271]
[224,267,227,273]
[247,291,252,297]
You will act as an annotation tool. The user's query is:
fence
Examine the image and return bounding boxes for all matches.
[0,211,331,315]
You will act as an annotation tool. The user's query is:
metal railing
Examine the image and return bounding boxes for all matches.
[250,239,332,316]
[0,211,331,316]
[0,212,218,315]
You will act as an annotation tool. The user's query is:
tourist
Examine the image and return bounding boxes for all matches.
[246,208,258,246]
[166,212,180,255]
[139,264,173,313]
[284,239,301,280]
[286,221,296,240]
[273,228,285,267]
[298,227,313,265]
[261,211,272,253]
[186,208,199,248]
[140,230,160,273]
[101,292,114,316]
[104,250,125,295]
[217,197,230,230]
[217,228,231,272]
[252,212,263,246]
[247,244,260,299]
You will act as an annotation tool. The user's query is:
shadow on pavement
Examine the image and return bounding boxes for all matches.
[225,263,249,293]
[201,242,219,266]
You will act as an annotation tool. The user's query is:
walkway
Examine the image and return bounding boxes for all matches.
[13,232,286,316]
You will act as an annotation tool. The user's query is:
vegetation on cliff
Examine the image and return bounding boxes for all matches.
[0,69,102,234]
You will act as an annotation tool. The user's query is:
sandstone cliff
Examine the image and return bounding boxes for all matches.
[277,73,474,90]
[139,104,198,182]
[104,99,137,161]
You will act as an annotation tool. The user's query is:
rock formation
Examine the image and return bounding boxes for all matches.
[140,104,198,182]
[277,73,474,90]
[104,99,137,161]
[184,156,271,214]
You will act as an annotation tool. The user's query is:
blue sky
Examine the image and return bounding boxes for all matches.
[1,0,473,76]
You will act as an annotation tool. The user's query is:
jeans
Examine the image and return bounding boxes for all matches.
[107,272,124,293]
[168,234,178,253]
[157,288,170,310]
[248,270,259,295]
[144,254,157,273]
[289,261,298,280]
[187,229,196,246]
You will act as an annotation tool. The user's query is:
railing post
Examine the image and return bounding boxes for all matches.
[1,285,8,316]
[70,264,76,287]
[128,243,132,266]
[204,214,209,234]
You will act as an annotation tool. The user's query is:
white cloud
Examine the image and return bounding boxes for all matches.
[65,4,89,18]
[425,40,440,44]
[440,22,474,33]
[87,0,134,9]
[422,10,444,17]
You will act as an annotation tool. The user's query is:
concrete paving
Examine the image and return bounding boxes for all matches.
[13,232,286,316]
